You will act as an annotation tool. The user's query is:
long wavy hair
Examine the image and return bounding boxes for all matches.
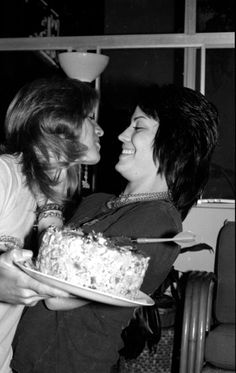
[3,76,99,203]
[137,84,219,220]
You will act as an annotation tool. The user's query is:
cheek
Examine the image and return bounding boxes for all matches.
[79,121,95,146]
[139,148,157,170]
[134,133,154,148]
[82,135,94,150]
[136,141,154,160]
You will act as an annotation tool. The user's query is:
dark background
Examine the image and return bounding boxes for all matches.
[0,0,234,199]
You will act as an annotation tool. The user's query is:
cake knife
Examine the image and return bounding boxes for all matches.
[112,231,198,246]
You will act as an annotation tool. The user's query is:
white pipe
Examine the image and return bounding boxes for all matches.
[200,45,206,95]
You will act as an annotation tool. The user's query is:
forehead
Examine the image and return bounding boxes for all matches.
[131,106,159,129]
[131,106,148,119]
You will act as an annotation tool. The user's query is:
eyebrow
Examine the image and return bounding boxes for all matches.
[132,115,148,121]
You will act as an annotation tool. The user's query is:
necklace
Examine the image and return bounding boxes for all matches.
[106,191,171,209]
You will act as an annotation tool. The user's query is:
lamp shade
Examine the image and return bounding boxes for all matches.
[58,52,109,82]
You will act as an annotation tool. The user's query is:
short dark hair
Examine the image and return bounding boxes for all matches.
[4,76,99,203]
[137,84,219,220]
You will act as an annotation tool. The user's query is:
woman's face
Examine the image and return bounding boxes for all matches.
[115,106,159,182]
[79,114,104,165]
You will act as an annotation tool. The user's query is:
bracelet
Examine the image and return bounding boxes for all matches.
[36,203,64,216]
[0,235,24,251]
[37,210,64,223]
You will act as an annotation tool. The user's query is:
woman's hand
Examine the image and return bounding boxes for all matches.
[45,297,89,311]
[0,249,70,306]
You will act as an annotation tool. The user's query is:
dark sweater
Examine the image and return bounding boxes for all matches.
[12,193,182,373]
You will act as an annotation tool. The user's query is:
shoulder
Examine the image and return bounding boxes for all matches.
[118,200,182,237]
[0,154,22,188]
[128,200,180,224]
[0,154,24,214]
[0,153,21,172]
[154,200,182,229]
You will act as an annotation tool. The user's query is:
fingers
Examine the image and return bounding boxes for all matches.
[28,300,40,307]
[16,292,46,306]
[0,251,70,306]
[26,277,71,298]
[10,250,70,297]
[45,297,89,311]
[12,248,33,263]
[0,248,33,268]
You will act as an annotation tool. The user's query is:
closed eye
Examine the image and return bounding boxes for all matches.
[133,117,147,130]
[133,126,145,131]
[88,112,96,121]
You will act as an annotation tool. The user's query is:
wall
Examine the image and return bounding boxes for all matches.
[174,202,235,272]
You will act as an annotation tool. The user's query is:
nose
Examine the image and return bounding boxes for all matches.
[95,123,104,137]
[118,126,131,142]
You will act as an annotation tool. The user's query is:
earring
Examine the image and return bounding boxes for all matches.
[82,165,90,189]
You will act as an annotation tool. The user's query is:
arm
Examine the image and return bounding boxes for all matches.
[0,160,71,306]
[33,180,88,310]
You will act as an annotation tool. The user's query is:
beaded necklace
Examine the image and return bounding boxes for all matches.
[106,191,171,209]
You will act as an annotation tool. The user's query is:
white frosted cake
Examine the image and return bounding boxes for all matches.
[36,226,150,298]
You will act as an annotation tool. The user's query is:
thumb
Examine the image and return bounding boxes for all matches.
[11,249,33,264]
[0,249,32,270]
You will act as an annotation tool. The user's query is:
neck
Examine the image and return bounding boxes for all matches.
[106,189,171,210]
[123,176,168,195]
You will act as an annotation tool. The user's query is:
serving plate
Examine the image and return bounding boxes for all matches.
[16,261,154,307]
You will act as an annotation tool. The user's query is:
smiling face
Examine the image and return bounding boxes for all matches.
[79,114,104,165]
[115,106,161,188]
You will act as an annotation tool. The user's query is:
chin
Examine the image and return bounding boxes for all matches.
[83,155,101,165]
[115,162,120,172]
[90,157,100,165]
[115,163,128,178]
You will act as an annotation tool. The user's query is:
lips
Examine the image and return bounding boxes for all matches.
[95,138,101,150]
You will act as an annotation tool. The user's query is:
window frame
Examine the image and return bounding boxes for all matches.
[0,0,234,95]
[0,0,234,197]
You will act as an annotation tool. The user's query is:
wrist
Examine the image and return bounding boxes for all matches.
[36,203,64,215]
[0,235,24,253]
[35,203,65,234]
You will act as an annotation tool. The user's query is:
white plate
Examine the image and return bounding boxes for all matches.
[16,261,154,307]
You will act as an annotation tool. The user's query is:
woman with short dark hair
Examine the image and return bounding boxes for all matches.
[136,84,219,220]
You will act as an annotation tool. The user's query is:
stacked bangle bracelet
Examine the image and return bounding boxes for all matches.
[36,203,64,224]
[36,203,64,214]
[0,235,24,252]
[37,210,64,222]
